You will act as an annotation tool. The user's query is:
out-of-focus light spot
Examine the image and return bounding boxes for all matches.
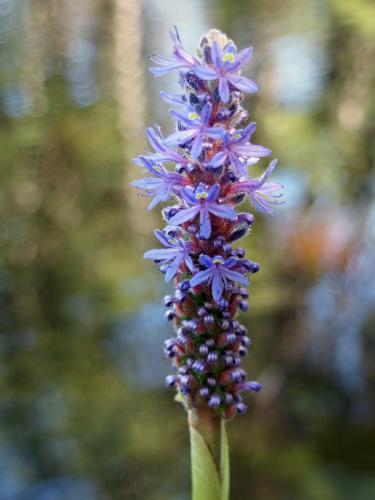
[2,83,30,118]
[65,38,98,107]
[110,302,170,389]
[20,477,101,500]
[275,168,307,210]
[337,99,365,130]
[271,35,327,110]
[0,0,14,18]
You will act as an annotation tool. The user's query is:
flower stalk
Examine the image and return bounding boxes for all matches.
[132,26,283,500]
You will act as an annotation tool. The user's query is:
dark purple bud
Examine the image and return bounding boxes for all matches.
[192,360,205,373]
[185,319,198,331]
[186,162,196,173]
[164,348,176,359]
[203,314,214,326]
[223,243,232,254]
[166,226,183,238]
[216,108,231,121]
[225,393,234,405]
[189,92,200,107]
[164,339,175,351]
[205,339,215,349]
[162,206,179,220]
[231,320,240,330]
[207,377,216,387]
[175,289,187,302]
[164,310,175,321]
[175,164,186,174]
[165,375,177,387]
[203,45,212,64]
[238,300,248,312]
[163,295,174,307]
[199,344,209,356]
[198,307,207,317]
[233,357,241,366]
[237,212,255,225]
[227,333,236,344]
[186,72,205,91]
[230,370,243,383]
[180,374,192,388]
[177,333,189,345]
[241,336,251,347]
[237,324,247,336]
[244,381,262,392]
[208,394,221,408]
[236,403,247,414]
[223,171,238,184]
[207,352,218,363]
[217,298,229,310]
[242,260,260,273]
[231,193,246,204]
[178,280,190,292]
[178,365,188,374]
[221,320,230,331]
[187,224,198,234]
[228,103,238,116]
[222,311,231,319]
[225,355,234,366]
[199,387,210,398]
[233,248,246,259]
[238,346,247,357]
[239,288,249,299]
[230,227,248,242]
[203,301,213,310]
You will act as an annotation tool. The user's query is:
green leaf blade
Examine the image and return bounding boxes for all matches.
[189,424,221,500]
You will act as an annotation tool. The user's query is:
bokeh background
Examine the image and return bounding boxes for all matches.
[1,0,374,499]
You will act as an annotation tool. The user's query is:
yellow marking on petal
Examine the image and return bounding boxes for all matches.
[213,257,224,264]
[188,112,200,121]
[233,133,241,140]
[222,53,235,63]
[195,191,209,199]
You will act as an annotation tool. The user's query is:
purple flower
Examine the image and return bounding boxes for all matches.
[208,123,271,177]
[144,230,194,281]
[143,127,192,168]
[190,255,248,302]
[194,41,258,102]
[230,159,283,213]
[168,103,225,159]
[131,157,186,210]
[168,185,236,239]
[149,26,199,77]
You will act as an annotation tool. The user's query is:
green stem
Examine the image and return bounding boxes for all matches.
[188,408,230,500]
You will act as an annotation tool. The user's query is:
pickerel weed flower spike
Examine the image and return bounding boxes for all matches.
[133,27,283,420]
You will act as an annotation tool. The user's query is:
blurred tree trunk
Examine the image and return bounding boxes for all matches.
[113,0,153,234]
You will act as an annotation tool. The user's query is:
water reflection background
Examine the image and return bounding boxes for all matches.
[0,0,374,499]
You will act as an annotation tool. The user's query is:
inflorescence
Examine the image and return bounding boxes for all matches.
[132,27,283,419]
